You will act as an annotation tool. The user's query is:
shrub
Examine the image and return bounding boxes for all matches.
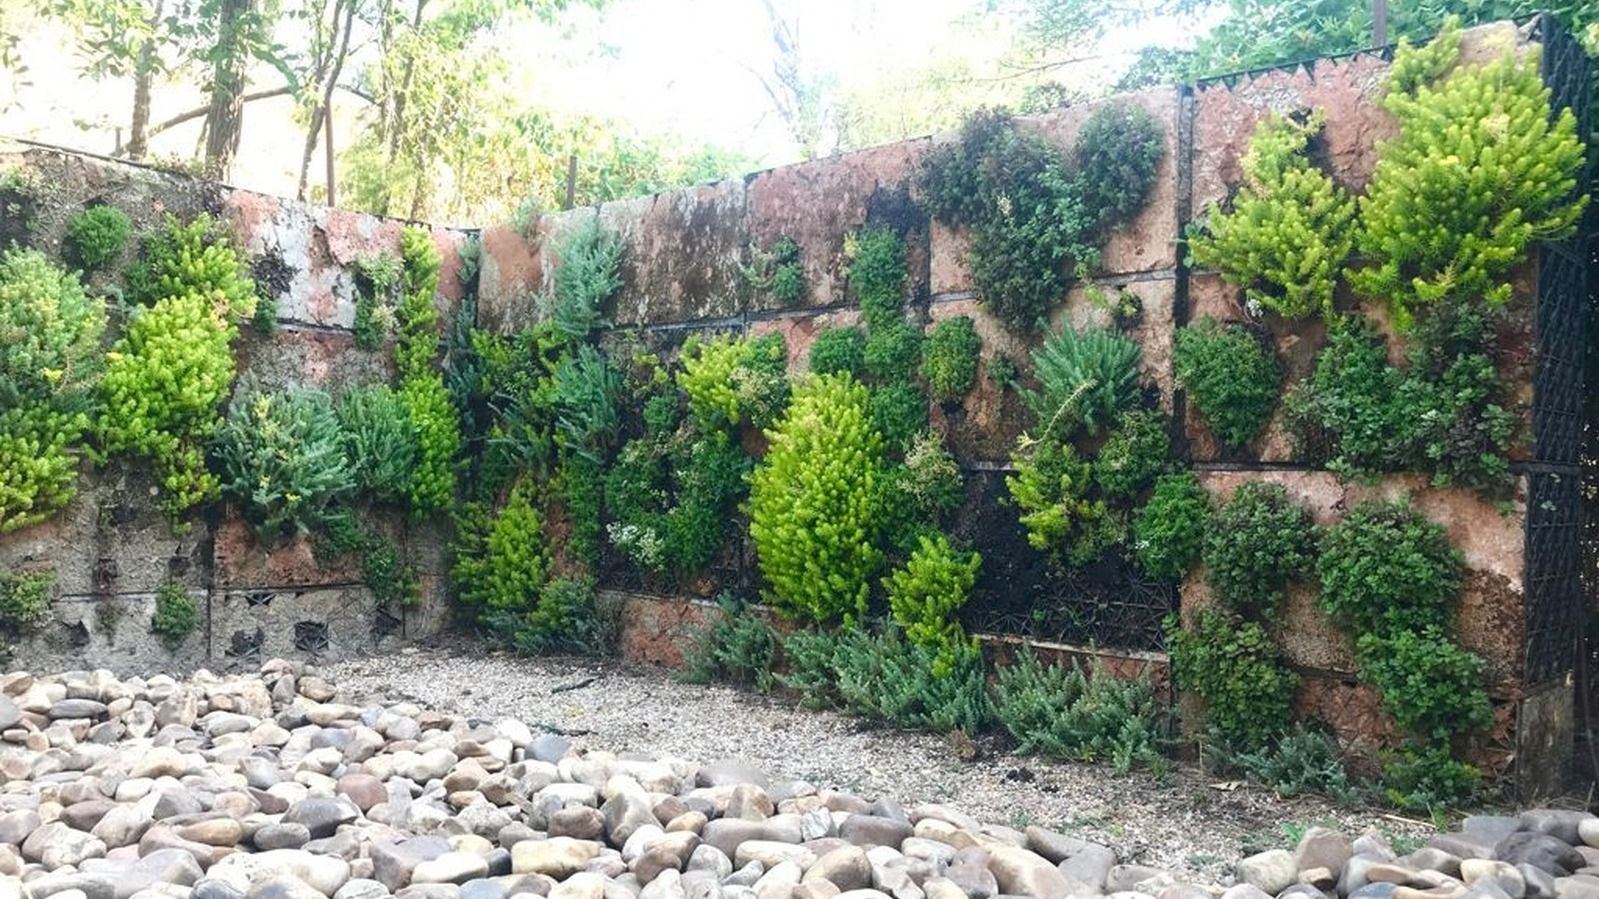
[126,214,256,319]
[992,651,1167,773]
[777,628,844,708]
[809,325,866,376]
[97,290,240,522]
[0,570,54,633]
[1317,499,1462,635]
[553,345,622,456]
[544,217,623,339]
[1187,112,1356,319]
[216,385,354,541]
[151,582,196,650]
[869,384,928,450]
[835,627,991,733]
[987,355,1018,391]
[683,596,780,691]
[1202,482,1315,617]
[922,316,982,403]
[318,511,420,608]
[884,534,980,676]
[353,253,403,351]
[849,227,907,328]
[899,431,964,520]
[605,427,748,576]
[399,374,461,514]
[1354,24,1588,330]
[1215,728,1357,801]
[747,374,884,625]
[0,249,106,532]
[743,235,804,305]
[451,480,550,621]
[65,206,132,271]
[1073,103,1165,224]
[515,575,609,655]
[337,386,419,504]
[1356,628,1492,743]
[677,332,790,430]
[1024,323,1141,437]
[395,226,442,378]
[559,453,604,567]
[1381,741,1481,812]
[1167,610,1298,749]
[863,319,924,384]
[1132,472,1210,582]
[1006,434,1122,568]
[1173,318,1280,450]
[1094,409,1169,498]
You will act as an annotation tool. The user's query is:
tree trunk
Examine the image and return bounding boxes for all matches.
[378,0,427,215]
[125,0,166,160]
[201,0,255,180]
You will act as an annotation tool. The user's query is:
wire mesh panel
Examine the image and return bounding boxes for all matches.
[1526,470,1585,684]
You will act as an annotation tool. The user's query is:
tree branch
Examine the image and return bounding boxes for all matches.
[116,83,374,155]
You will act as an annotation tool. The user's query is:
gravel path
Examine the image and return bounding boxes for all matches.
[322,645,1437,883]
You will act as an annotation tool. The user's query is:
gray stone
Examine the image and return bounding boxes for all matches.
[1524,865,1560,899]
[1219,886,1274,899]
[1058,843,1116,892]
[1499,833,1586,876]
[50,699,109,719]
[530,734,571,764]
[334,881,393,899]
[1522,812,1595,848]
[193,880,248,899]
[987,845,1069,899]
[413,851,491,885]
[23,821,107,867]
[695,759,769,790]
[603,790,659,847]
[806,846,873,892]
[1462,860,1527,899]
[0,696,18,730]
[373,836,454,891]
[1024,827,1086,865]
[0,809,41,845]
[551,807,607,841]
[285,797,360,839]
[839,816,913,850]
[256,823,314,851]
[116,848,204,899]
[1468,819,1528,848]
[1296,828,1354,875]
[1236,850,1297,896]
[1555,875,1599,899]
[1351,885,1399,899]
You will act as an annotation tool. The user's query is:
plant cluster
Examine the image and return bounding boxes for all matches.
[544,217,623,340]
[605,426,748,577]
[1094,409,1169,498]
[1005,434,1122,569]
[337,386,420,504]
[392,227,461,514]
[553,345,623,456]
[1024,323,1141,437]
[1174,318,1280,450]
[512,575,610,655]
[747,373,884,625]
[683,595,780,691]
[742,235,804,306]
[992,651,1167,773]
[1167,609,1298,748]
[922,316,981,403]
[1202,482,1316,617]
[676,331,790,431]
[216,385,355,541]
[353,252,403,351]
[65,206,132,272]
[833,627,991,733]
[451,480,551,621]
[0,569,53,638]
[125,215,257,318]
[1188,112,1356,319]
[883,533,981,677]
[0,249,106,533]
[1131,472,1209,582]
[809,325,866,376]
[151,581,197,651]
[919,104,1162,332]
[318,511,421,609]
[1211,727,1357,801]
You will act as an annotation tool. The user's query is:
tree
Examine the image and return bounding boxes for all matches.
[747,0,837,159]
[47,0,182,159]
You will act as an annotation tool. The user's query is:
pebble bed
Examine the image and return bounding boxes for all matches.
[1,653,1592,899]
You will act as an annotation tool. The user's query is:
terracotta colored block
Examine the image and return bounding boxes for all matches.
[612,591,721,669]
[748,308,863,376]
[213,513,361,590]
[477,222,544,333]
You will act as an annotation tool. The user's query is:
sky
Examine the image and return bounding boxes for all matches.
[0,0,1199,198]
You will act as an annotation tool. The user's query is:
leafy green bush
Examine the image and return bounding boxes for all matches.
[1167,610,1298,749]
[451,480,550,621]
[337,385,419,504]
[544,217,623,339]
[465,322,567,497]
[683,596,780,690]
[869,384,928,450]
[399,374,461,514]
[216,385,354,541]
[1381,741,1481,812]
[514,575,610,655]
[1132,472,1210,582]
[849,227,907,329]
[1214,728,1357,801]
[553,345,622,456]
[677,332,790,430]
[1173,318,1280,450]
[743,235,804,305]
[777,628,844,708]
[747,374,884,625]
[922,316,982,403]
[559,452,605,567]
[1024,323,1140,437]
[0,570,54,633]
[395,226,443,379]
[863,319,924,384]
[809,325,866,376]
[353,253,403,351]
[151,582,196,650]
[899,431,964,519]
[0,249,106,532]
[835,627,991,733]
[987,355,1017,391]
[1354,25,1588,330]
[884,533,980,676]
[1202,482,1315,616]
[1094,409,1169,498]
[65,206,132,271]
[126,214,257,318]
[992,651,1167,773]
[605,427,748,576]
[1073,102,1165,224]
[1356,627,1492,743]
[1317,499,1462,635]
[1188,112,1356,319]
[1006,434,1121,568]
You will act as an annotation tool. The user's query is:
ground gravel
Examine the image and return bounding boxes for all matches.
[323,644,1436,883]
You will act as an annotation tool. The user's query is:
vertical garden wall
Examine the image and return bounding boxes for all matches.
[471,17,1590,795]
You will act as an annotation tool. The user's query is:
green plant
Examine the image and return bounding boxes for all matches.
[544,217,623,339]
[216,384,354,541]
[1073,103,1165,224]
[559,452,604,567]
[899,431,964,520]
[451,480,551,621]
[742,235,804,305]
[513,575,610,655]
[0,249,106,532]
[777,628,845,708]
[318,511,421,608]
[65,206,132,271]
[1215,728,1357,801]
[747,374,885,625]
[126,215,257,319]
[1167,610,1298,749]
[399,373,461,514]
[988,355,1017,391]
[863,319,924,384]
[869,384,928,450]
[395,226,443,378]
[922,316,982,403]
[992,651,1167,773]
[849,227,907,329]
[677,332,790,430]
[0,569,53,633]
[1006,434,1122,568]
[1132,472,1210,582]
[605,427,748,577]
[151,582,196,651]
[1381,741,1481,812]
[1094,409,1169,498]
[1317,499,1462,635]
[1173,318,1280,450]
[97,291,240,522]
[1356,627,1492,743]
[683,596,780,690]
[337,386,420,504]
[1353,24,1588,330]
[809,325,866,376]
[353,252,403,351]
[553,345,622,457]
[834,626,991,733]
[1187,112,1356,319]
[1024,323,1141,437]
[1202,482,1315,616]
[883,534,980,677]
